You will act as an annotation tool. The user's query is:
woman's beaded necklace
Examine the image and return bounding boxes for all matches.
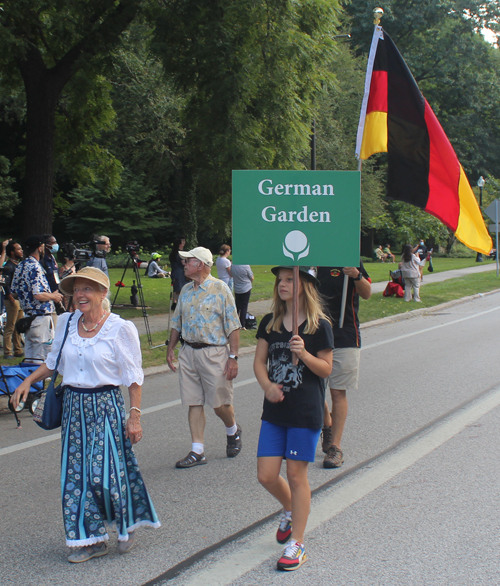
[81,311,108,333]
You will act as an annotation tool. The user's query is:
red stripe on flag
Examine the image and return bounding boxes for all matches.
[424,100,460,231]
[367,70,388,114]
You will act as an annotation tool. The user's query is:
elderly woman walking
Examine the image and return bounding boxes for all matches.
[11,267,160,563]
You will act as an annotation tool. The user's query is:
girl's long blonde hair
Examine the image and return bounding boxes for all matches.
[266,270,330,335]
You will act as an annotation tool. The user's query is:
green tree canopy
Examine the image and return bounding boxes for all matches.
[0,0,143,236]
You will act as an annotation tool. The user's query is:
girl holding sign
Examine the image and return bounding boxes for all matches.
[254,266,333,571]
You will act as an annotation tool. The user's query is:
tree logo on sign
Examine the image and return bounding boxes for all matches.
[283,230,309,261]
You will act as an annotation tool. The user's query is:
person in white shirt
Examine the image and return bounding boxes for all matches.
[216,244,232,287]
[400,244,422,302]
[11,267,160,563]
[231,264,254,328]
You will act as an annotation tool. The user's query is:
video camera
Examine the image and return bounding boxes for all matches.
[59,239,107,264]
[125,240,140,255]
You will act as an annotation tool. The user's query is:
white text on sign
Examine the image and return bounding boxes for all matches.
[258,179,335,197]
[262,206,331,223]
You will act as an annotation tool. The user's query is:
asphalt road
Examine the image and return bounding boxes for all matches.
[1,290,500,585]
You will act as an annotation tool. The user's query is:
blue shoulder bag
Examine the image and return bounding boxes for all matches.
[33,313,74,430]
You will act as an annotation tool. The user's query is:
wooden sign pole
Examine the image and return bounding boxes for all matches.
[292,265,300,365]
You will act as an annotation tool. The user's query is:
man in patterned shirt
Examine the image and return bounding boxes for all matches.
[167,246,242,468]
[11,236,63,362]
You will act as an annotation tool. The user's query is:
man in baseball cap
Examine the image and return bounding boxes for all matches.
[167,245,242,468]
[178,246,214,267]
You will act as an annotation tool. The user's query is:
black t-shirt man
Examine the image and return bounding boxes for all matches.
[41,251,59,292]
[414,241,428,261]
[256,314,333,429]
[316,261,371,349]
[2,258,18,298]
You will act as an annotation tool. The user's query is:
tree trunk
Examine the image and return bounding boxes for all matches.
[14,2,142,238]
[445,229,456,254]
[22,80,60,237]
[18,48,65,238]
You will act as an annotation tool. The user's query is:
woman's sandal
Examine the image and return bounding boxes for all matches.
[67,542,108,563]
[117,531,135,554]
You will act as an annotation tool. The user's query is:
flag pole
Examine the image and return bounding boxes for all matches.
[355,9,384,159]
[292,265,299,365]
[342,10,384,328]
[343,10,384,327]
[339,157,363,329]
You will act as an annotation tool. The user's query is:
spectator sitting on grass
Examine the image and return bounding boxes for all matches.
[383,244,396,263]
[374,245,387,262]
[147,253,168,278]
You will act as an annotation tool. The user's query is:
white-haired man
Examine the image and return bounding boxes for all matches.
[167,246,242,468]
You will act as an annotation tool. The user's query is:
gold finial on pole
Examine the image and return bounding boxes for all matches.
[373,7,384,25]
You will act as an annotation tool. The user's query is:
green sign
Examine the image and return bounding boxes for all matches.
[232,170,360,266]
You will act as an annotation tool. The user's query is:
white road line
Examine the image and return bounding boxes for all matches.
[0,433,60,456]
[0,377,259,457]
[141,399,181,415]
[180,384,500,586]
[362,305,500,351]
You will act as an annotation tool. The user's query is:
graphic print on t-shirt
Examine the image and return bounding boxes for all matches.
[268,341,304,392]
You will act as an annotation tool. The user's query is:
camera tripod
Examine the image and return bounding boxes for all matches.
[111,256,163,348]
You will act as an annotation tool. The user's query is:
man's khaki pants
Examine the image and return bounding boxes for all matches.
[3,298,24,356]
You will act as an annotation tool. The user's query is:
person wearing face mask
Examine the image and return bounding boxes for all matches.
[42,234,65,322]
[11,236,63,362]
[42,234,60,292]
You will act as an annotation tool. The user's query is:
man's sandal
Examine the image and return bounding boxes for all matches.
[175,451,207,468]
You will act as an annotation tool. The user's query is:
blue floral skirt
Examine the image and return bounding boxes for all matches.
[60,386,160,547]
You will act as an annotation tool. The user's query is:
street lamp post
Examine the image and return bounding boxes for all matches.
[476,176,485,262]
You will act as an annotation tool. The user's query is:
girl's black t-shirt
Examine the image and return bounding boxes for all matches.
[256,314,334,429]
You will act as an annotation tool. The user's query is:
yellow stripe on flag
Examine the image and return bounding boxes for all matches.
[455,165,492,255]
[360,111,388,160]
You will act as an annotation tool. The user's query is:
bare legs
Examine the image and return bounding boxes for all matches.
[322,388,348,448]
[213,404,236,427]
[258,457,310,543]
[187,406,206,443]
[187,404,235,443]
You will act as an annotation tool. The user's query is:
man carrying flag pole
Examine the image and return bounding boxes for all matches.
[356,8,492,255]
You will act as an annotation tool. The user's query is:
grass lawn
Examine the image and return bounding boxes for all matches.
[359,270,500,323]
[110,257,492,320]
[359,256,492,283]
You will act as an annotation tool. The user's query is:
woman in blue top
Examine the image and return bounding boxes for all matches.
[254,266,333,571]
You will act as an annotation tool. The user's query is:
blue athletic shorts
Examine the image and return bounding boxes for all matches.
[257,420,321,462]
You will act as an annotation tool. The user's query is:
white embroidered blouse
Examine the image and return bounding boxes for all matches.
[45,310,144,388]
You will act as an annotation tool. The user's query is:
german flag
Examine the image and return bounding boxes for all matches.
[356,27,492,255]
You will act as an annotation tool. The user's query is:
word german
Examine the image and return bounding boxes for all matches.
[258,179,334,197]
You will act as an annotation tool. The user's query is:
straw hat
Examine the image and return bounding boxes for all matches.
[59,266,110,295]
